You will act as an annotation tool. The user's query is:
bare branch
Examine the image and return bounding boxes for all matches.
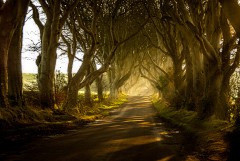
[38,0,50,17]
[118,17,149,45]
[195,35,218,62]
[141,65,159,83]
[142,28,168,54]
[75,9,96,43]
[59,0,80,29]
[146,51,170,80]
[230,40,240,73]
[111,0,122,45]
[139,66,158,85]
[29,1,44,40]
[75,56,83,62]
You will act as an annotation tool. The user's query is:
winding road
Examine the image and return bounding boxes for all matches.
[3,96,197,161]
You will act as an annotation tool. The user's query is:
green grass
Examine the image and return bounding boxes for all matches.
[152,98,234,160]
[0,105,53,128]
[22,73,37,82]
[0,93,127,147]
[0,93,127,129]
[0,74,124,142]
[152,99,232,133]
[153,100,198,133]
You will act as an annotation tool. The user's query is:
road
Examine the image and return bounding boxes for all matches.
[3,96,197,161]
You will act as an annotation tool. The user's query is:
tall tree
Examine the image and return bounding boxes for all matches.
[218,10,240,119]
[219,0,240,38]
[65,0,148,108]
[65,0,101,108]
[163,0,240,119]
[30,0,80,109]
[8,2,29,107]
[0,0,30,108]
[109,45,136,99]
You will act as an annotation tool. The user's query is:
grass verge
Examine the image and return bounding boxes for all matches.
[152,98,233,161]
[0,94,127,151]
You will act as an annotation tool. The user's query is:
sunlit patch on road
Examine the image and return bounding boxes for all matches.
[157,155,175,161]
[4,96,196,161]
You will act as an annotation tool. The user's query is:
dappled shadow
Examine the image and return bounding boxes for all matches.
[3,96,198,161]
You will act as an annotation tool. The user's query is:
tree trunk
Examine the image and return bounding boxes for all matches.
[110,75,120,100]
[184,43,194,110]
[66,54,92,108]
[199,60,223,119]
[0,38,9,108]
[0,0,30,108]
[38,20,56,109]
[172,58,184,108]
[219,0,240,38]
[218,77,230,120]
[191,45,204,98]
[235,88,240,125]
[96,75,104,102]
[65,84,78,110]
[33,0,79,110]
[84,83,92,106]
[8,10,27,107]
[110,85,117,100]
[109,62,120,100]
[67,55,74,85]
[84,65,92,106]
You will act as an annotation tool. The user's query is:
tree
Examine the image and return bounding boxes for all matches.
[109,45,136,99]
[65,0,149,108]
[219,0,240,39]
[181,37,194,110]
[61,14,77,87]
[84,63,93,106]
[143,15,185,108]
[8,3,29,107]
[0,0,30,108]
[218,10,240,119]
[30,0,80,109]
[93,60,104,102]
[64,0,101,108]
[162,0,240,119]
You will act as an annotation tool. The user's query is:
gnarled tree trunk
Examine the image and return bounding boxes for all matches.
[182,38,194,110]
[31,0,80,109]
[0,0,30,108]
[8,7,28,107]
[84,64,92,106]
[96,75,104,102]
[38,19,57,109]
[199,59,223,119]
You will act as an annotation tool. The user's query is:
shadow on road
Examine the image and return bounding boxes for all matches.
[3,96,198,161]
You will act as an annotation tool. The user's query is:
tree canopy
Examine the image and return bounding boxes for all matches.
[1,0,240,121]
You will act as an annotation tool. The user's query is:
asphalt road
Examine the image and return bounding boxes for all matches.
[3,96,197,161]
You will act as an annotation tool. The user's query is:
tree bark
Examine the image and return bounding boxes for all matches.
[219,0,240,38]
[8,6,28,107]
[96,75,104,102]
[218,77,230,120]
[84,64,92,106]
[0,0,30,108]
[197,0,223,119]
[199,65,223,119]
[34,0,79,109]
[110,61,121,99]
[166,5,204,100]
[183,40,194,110]
[38,19,56,109]
[66,52,96,108]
